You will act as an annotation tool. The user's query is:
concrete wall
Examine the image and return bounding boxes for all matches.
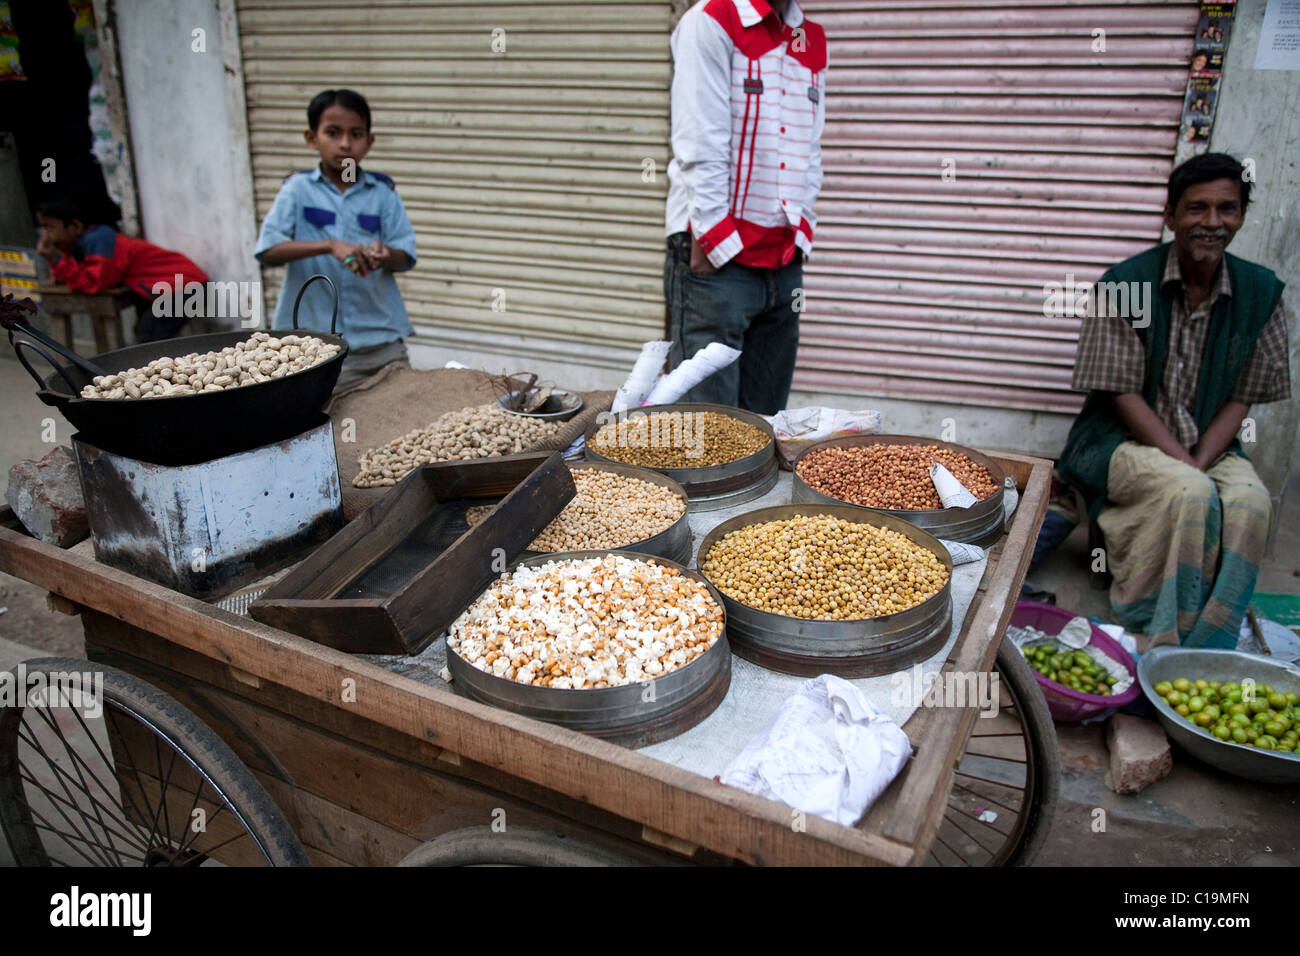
[1203,0,1300,519]
[114,0,257,326]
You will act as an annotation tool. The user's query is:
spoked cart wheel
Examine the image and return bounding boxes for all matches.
[927,638,1061,866]
[0,657,309,867]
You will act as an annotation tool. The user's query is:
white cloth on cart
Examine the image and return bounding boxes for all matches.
[719,674,913,826]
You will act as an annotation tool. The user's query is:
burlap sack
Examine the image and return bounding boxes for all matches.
[326,364,613,519]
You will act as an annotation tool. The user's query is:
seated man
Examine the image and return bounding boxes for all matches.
[1058,153,1290,649]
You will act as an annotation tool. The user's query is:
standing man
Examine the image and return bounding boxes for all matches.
[1058,153,1290,650]
[664,0,827,414]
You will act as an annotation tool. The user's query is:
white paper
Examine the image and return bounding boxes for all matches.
[765,406,883,444]
[1097,623,1139,657]
[720,674,912,827]
[930,463,978,509]
[937,538,985,566]
[611,340,671,414]
[644,342,741,405]
[1001,476,1020,529]
[1255,0,1300,70]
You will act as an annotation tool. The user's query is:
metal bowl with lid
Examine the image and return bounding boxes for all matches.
[697,503,953,678]
[445,549,731,747]
[497,388,584,422]
[793,434,1006,545]
[585,402,778,512]
[521,461,692,566]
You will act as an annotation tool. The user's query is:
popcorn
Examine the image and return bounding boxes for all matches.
[447,555,724,689]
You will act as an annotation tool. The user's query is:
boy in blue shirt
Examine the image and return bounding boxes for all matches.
[255,89,417,389]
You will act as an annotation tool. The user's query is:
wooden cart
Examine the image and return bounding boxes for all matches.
[0,451,1054,867]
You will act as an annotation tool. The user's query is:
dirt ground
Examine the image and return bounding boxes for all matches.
[1,350,1297,866]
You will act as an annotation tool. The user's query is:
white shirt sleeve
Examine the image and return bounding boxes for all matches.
[670,8,744,268]
[796,66,826,260]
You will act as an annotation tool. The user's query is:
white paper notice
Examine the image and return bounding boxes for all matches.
[1255,0,1300,70]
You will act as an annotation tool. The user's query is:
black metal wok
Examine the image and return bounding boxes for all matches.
[9,274,349,465]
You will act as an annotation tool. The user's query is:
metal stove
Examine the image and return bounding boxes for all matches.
[73,415,344,599]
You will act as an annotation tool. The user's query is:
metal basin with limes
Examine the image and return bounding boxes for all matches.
[1138,646,1300,784]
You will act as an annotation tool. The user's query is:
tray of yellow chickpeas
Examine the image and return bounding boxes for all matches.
[1138,646,1300,783]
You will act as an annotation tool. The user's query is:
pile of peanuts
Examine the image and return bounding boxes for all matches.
[354,403,562,487]
[701,514,948,620]
[591,411,769,468]
[77,332,339,400]
[526,468,685,551]
[797,444,997,510]
[447,554,724,688]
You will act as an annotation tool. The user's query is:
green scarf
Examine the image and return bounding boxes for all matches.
[1059,243,1284,519]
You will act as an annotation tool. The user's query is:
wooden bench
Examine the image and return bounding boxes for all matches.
[36,284,135,355]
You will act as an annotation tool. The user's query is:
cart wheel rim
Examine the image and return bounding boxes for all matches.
[926,641,1059,867]
[0,657,308,867]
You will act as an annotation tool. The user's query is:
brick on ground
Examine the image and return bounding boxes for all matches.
[1105,713,1173,794]
[6,446,88,547]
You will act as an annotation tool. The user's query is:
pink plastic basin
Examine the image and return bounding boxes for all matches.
[1011,600,1140,722]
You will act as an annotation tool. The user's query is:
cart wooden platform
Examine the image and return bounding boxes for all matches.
[0,451,1053,867]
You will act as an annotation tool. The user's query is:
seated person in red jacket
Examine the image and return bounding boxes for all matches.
[35,198,209,343]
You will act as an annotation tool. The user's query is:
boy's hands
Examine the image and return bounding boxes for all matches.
[363,240,406,272]
[261,239,405,277]
[328,239,372,276]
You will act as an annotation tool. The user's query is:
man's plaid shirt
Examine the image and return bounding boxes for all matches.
[1072,248,1290,448]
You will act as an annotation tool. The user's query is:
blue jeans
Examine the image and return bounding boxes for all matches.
[664,232,801,415]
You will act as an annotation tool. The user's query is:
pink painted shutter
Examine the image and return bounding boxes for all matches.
[795,0,1201,413]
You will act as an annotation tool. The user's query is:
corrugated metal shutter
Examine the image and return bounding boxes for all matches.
[235,0,673,352]
[797,0,1201,413]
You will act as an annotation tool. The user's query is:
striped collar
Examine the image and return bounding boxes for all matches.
[734,0,804,29]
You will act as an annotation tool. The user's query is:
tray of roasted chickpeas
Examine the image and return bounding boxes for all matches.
[695,503,954,678]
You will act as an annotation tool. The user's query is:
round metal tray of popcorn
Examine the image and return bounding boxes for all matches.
[792,435,1007,545]
[521,462,693,567]
[444,550,731,747]
[584,402,779,512]
[697,504,953,679]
